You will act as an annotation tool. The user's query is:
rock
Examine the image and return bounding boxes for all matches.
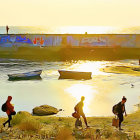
[32,105,59,116]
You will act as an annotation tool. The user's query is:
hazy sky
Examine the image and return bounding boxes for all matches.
[0,0,140,27]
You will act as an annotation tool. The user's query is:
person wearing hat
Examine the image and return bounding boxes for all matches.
[3,96,16,127]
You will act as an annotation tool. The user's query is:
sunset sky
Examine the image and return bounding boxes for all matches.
[0,0,140,27]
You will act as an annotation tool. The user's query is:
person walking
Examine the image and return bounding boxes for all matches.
[3,96,16,127]
[116,96,127,130]
[74,96,89,128]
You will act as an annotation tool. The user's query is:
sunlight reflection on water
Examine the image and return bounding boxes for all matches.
[0,59,140,117]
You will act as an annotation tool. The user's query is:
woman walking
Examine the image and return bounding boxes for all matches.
[3,96,16,127]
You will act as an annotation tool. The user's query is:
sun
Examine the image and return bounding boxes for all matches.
[65,84,96,114]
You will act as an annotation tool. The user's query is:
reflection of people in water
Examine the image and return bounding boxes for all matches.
[3,96,16,127]
[6,25,9,35]
[116,96,127,130]
[74,96,89,128]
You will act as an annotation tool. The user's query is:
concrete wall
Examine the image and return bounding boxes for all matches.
[0,34,139,48]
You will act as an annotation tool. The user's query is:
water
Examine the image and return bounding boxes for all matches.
[0,59,140,117]
[0,26,123,34]
[0,26,140,34]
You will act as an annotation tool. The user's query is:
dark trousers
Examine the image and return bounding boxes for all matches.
[4,112,16,127]
[117,113,123,128]
[78,112,88,127]
[4,115,12,127]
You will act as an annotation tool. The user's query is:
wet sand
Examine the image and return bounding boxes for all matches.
[100,65,140,76]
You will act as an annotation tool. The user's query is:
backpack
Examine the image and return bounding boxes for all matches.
[112,104,118,115]
[1,102,7,112]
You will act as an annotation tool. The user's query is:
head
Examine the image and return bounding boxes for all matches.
[81,96,85,102]
[7,96,12,102]
[122,96,127,104]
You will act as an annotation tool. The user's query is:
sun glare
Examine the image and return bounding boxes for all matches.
[59,26,115,34]
[65,84,96,114]
[68,61,108,75]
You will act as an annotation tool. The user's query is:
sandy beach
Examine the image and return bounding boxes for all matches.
[0,109,140,139]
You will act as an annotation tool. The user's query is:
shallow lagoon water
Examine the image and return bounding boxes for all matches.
[0,59,140,117]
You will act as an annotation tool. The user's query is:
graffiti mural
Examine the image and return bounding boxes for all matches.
[44,36,53,46]
[0,35,10,44]
[33,37,44,46]
[16,36,32,44]
[67,36,107,46]
[0,34,139,48]
[79,37,107,46]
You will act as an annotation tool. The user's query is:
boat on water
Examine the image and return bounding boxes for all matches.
[8,70,42,80]
[58,70,92,80]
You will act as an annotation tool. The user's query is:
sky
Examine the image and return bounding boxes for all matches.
[0,0,140,27]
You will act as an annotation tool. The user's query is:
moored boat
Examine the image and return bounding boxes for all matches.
[8,70,42,80]
[58,70,92,80]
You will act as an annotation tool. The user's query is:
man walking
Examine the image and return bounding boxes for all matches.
[74,96,89,128]
[116,96,127,130]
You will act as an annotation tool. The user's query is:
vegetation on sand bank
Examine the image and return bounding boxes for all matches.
[0,109,140,139]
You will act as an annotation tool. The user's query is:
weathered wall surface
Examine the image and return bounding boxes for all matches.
[0,34,139,48]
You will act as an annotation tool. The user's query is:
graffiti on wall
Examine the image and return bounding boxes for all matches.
[106,35,136,47]
[0,34,138,48]
[16,36,32,44]
[80,37,107,46]
[67,36,107,46]
[33,37,44,46]
[0,36,10,44]
[32,36,62,46]
[0,35,32,44]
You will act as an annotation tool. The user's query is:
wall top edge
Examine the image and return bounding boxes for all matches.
[0,34,140,35]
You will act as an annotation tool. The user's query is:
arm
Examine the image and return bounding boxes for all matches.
[124,105,127,116]
[125,110,127,116]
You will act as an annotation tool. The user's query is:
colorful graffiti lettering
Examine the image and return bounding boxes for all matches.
[0,34,137,48]
[0,36,10,44]
[80,37,107,46]
[33,37,44,45]
[16,36,32,43]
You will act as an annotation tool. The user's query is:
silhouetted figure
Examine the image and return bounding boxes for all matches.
[74,96,89,128]
[6,25,9,35]
[116,96,127,130]
[3,96,16,127]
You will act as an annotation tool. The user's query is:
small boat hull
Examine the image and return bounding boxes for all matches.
[8,70,42,81]
[58,70,92,80]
